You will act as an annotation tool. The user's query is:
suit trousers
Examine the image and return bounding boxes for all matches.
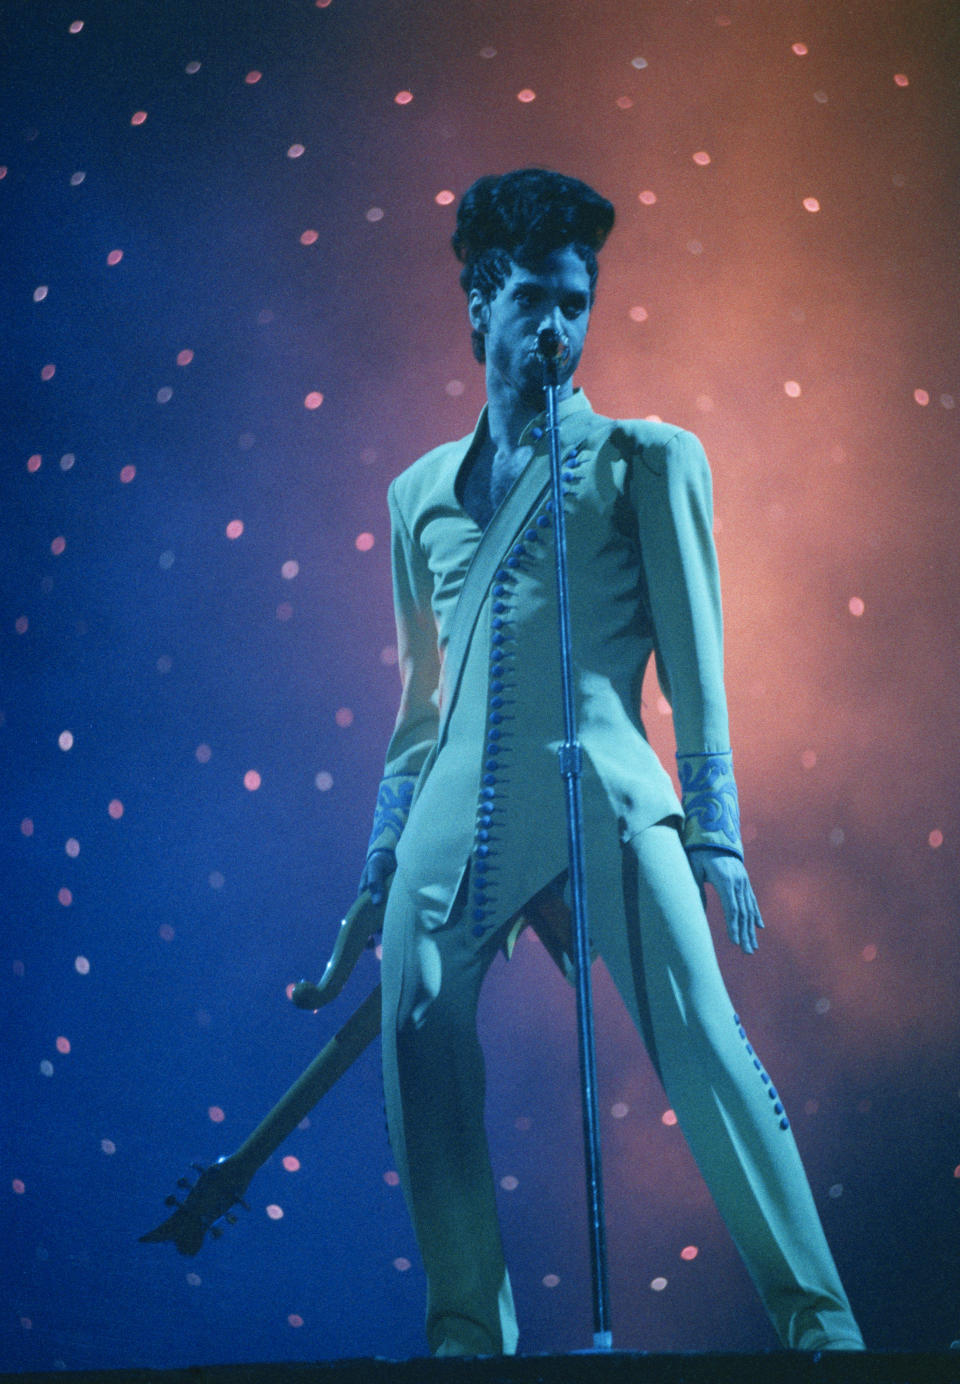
[379,821,864,1355]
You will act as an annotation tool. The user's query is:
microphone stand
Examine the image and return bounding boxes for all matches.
[541,335,613,1351]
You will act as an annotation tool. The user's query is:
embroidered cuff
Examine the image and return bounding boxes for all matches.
[676,750,743,858]
[366,773,416,859]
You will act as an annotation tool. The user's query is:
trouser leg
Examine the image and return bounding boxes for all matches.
[380,866,518,1356]
[597,823,864,1350]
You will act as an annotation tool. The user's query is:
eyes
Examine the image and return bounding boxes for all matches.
[512,285,588,320]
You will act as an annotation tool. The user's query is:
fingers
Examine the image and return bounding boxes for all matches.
[361,848,395,905]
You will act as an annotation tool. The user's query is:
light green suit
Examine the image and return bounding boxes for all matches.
[369,392,863,1355]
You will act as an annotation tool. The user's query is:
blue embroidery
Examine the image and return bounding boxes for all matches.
[367,774,415,854]
[677,751,742,851]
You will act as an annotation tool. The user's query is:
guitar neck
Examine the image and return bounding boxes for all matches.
[227,983,382,1187]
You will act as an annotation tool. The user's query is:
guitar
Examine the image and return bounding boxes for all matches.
[141,881,575,1254]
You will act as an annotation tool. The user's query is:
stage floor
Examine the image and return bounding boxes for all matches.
[2,1351,958,1384]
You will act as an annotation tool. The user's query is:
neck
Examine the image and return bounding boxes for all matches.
[484,373,574,453]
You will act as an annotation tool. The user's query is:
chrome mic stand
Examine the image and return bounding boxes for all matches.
[539,327,612,1351]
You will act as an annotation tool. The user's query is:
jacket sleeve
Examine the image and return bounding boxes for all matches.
[633,428,744,859]
[365,479,441,861]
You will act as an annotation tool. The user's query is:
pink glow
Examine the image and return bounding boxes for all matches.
[638,190,657,206]
[913,388,929,405]
[894,73,910,87]
[287,143,305,158]
[394,91,413,105]
[434,190,454,206]
[41,364,56,380]
[27,454,41,472]
[282,1156,301,1172]
[517,88,536,103]
[226,519,244,538]
[12,1179,25,1195]
[56,1037,71,1054]
[75,957,90,975]
[355,531,375,551]
[304,391,324,409]
[245,71,262,85]
[287,1315,304,1327]
[384,1170,400,1186]
[208,1106,225,1123]
[119,465,136,482]
[131,111,148,126]
[848,597,865,617]
[176,349,194,365]
[243,770,262,791]
[21,819,34,836]
[51,536,66,555]
[266,1204,284,1219]
[928,830,943,849]
[58,888,73,906]
[681,1245,699,1261]
[543,1273,560,1287]
[107,249,123,265]
[792,42,808,56]
[661,1109,677,1127]
[300,229,318,245]
[335,707,354,728]
[393,1257,411,1271]
[803,197,821,212]
[692,150,711,166]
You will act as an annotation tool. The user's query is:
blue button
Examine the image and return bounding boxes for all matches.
[507,556,520,568]
[761,1073,770,1085]
[476,829,490,842]
[483,772,497,785]
[481,787,494,799]
[525,529,537,541]
[489,712,502,725]
[537,514,551,527]
[774,1102,783,1115]
[779,1117,790,1131]
[476,844,489,858]
[530,427,543,440]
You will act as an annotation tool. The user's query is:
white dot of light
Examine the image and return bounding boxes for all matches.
[69,20,84,33]
[209,872,225,890]
[784,380,802,397]
[638,190,657,205]
[60,453,76,470]
[28,453,42,472]
[282,560,299,579]
[394,90,413,105]
[366,206,384,222]
[304,391,324,409]
[156,386,173,403]
[650,1277,668,1292]
[517,88,536,103]
[243,770,261,791]
[107,248,123,265]
[543,1273,561,1287]
[70,170,86,184]
[186,1273,201,1286]
[65,838,79,858]
[131,111,148,126]
[628,305,648,322]
[479,45,497,58]
[159,550,175,569]
[848,596,865,616]
[894,73,909,87]
[196,744,212,763]
[929,829,944,848]
[21,819,34,836]
[41,364,56,380]
[792,42,809,56]
[158,923,175,940]
[445,379,465,396]
[176,349,194,366]
[282,1156,300,1172]
[828,1183,843,1198]
[314,771,333,791]
[435,189,455,206]
[687,239,703,255]
[692,150,711,166]
[75,956,90,974]
[185,61,201,74]
[33,285,48,302]
[50,536,66,555]
[287,143,305,158]
[814,997,831,1014]
[616,96,633,110]
[101,1139,116,1154]
[803,197,821,212]
[226,519,244,539]
[499,1175,518,1191]
[59,730,74,751]
[40,1061,54,1077]
[661,1109,677,1127]
[266,1204,284,1220]
[631,56,648,69]
[393,1257,411,1271]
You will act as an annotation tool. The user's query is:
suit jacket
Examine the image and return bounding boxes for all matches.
[366,390,743,938]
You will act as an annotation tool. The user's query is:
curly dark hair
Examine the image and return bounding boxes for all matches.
[451,169,615,362]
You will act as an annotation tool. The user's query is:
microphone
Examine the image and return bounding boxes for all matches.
[536,326,570,364]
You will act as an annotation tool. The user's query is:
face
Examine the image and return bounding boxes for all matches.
[468,245,593,406]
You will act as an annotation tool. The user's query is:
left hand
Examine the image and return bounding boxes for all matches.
[687,847,765,955]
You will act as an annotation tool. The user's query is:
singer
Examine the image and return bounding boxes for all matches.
[357,168,864,1357]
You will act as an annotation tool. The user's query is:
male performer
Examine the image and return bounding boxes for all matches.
[358,168,864,1357]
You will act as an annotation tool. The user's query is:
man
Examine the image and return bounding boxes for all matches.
[358,169,864,1357]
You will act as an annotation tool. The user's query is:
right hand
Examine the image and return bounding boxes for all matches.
[359,848,396,906]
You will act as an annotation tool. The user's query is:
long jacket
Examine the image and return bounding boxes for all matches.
[366,390,744,940]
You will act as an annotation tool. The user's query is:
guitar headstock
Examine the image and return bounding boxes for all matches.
[140,1158,251,1256]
